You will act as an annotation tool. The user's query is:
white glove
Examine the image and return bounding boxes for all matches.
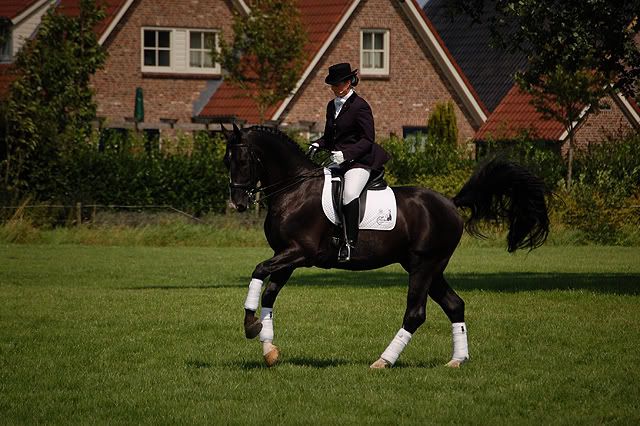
[331,151,345,165]
[307,142,320,158]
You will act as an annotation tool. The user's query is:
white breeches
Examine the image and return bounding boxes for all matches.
[343,168,371,204]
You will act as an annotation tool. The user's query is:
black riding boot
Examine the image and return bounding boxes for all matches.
[338,200,359,262]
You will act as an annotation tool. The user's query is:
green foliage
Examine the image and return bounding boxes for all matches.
[379,134,472,185]
[77,131,230,215]
[557,134,640,243]
[427,101,458,145]
[573,134,640,198]
[477,133,566,189]
[1,0,107,203]
[213,0,307,122]
[0,130,231,217]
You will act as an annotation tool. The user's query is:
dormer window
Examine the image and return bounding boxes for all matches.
[141,27,220,75]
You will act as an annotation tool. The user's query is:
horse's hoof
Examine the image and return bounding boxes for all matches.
[445,358,468,368]
[370,358,391,369]
[244,318,262,339]
[264,346,279,367]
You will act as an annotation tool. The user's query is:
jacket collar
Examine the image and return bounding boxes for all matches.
[334,91,358,119]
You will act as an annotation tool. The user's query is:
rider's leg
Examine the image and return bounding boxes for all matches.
[338,168,370,262]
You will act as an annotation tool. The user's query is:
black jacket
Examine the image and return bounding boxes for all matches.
[314,92,389,171]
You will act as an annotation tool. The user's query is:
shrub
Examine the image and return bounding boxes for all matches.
[554,133,640,243]
[379,134,471,185]
[427,101,458,146]
[0,131,230,218]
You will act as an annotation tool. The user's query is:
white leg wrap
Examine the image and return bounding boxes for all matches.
[259,307,274,342]
[260,308,274,355]
[381,328,413,365]
[451,322,469,361]
[244,278,263,311]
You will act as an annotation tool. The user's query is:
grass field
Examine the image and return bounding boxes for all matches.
[1,244,639,424]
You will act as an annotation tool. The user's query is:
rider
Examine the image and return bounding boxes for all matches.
[308,63,390,262]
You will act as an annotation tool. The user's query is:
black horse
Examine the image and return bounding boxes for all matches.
[223,124,549,368]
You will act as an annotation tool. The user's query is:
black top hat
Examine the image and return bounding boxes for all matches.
[325,63,358,85]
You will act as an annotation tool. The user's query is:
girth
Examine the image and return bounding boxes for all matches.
[330,168,388,223]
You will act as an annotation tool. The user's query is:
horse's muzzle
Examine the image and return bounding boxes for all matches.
[230,188,250,212]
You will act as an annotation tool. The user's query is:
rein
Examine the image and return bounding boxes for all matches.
[252,167,325,204]
[227,142,324,205]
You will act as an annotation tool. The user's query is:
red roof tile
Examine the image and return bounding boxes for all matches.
[57,0,129,39]
[0,0,41,20]
[199,0,354,123]
[475,85,565,140]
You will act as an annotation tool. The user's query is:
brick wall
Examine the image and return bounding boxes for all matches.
[280,0,478,144]
[560,96,638,155]
[92,0,236,126]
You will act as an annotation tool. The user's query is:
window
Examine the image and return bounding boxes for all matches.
[403,126,429,146]
[143,29,171,68]
[360,29,389,76]
[141,27,220,74]
[0,25,11,62]
[403,126,429,139]
[189,31,216,69]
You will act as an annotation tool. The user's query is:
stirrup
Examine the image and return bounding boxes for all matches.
[338,241,353,262]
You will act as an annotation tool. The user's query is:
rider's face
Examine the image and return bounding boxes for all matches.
[331,79,351,97]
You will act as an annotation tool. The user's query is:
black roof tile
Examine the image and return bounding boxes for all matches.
[423,0,527,112]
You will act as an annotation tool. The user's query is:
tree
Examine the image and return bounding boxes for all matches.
[451,0,639,189]
[1,0,107,201]
[517,66,606,189]
[213,0,307,123]
[451,0,639,94]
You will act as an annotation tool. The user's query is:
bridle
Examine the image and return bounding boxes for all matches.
[227,143,262,204]
[227,142,324,205]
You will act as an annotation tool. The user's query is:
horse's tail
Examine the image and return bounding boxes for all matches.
[452,158,550,252]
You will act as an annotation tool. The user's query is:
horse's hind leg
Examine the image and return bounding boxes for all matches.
[371,257,441,369]
[429,273,469,367]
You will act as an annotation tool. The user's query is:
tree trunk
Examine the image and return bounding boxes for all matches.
[566,124,575,190]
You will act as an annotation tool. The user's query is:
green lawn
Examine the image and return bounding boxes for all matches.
[1,244,639,424]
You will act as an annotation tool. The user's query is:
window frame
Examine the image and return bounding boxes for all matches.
[188,30,218,71]
[141,28,173,71]
[360,29,390,76]
[140,27,220,75]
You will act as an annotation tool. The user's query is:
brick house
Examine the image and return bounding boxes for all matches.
[1,0,638,148]
[2,0,488,142]
[195,0,489,144]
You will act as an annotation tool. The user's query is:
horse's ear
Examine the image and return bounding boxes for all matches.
[232,122,241,138]
[220,124,232,142]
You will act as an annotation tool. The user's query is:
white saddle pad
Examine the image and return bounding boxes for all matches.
[321,168,397,231]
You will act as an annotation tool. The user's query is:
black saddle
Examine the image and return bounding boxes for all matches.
[329,167,388,223]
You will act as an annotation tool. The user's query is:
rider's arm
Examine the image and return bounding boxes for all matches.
[312,101,334,149]
[342,101,375,162]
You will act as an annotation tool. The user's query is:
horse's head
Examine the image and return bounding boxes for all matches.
[223,123,258,212]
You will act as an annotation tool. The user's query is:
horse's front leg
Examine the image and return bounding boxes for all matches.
[242,249,306,366]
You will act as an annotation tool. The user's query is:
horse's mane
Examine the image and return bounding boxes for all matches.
[247,125,306,157]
